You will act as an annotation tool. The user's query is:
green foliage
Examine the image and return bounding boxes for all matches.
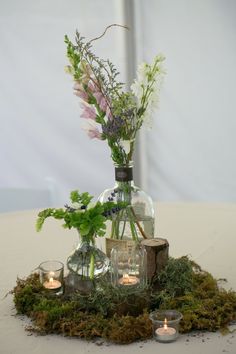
[157,256,193,297]
[36,190,127,242]
[70,190,93,206]
[64,35,81,81]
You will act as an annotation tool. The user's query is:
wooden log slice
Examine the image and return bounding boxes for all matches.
[141,238,169,281]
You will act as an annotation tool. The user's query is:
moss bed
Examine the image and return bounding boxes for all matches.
[12,257,236,344]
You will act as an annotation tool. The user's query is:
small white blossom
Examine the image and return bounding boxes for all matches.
[131,54,165,127]
[87,202,96,210]
[120,139,131,154]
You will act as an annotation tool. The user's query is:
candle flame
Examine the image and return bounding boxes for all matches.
[164,318,168,330]
[48,271,55,283]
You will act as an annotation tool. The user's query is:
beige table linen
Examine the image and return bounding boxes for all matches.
[0,203,236,354]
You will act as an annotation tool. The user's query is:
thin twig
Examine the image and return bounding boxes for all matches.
[130,207,148,239]
[75,24,129,117]
[88,24,129,45]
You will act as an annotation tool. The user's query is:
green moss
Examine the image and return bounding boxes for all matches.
[156,256,193,296]
[104,313,152,344]
[13,274,44,315]
[154,260,236,334]
[12,257,236,344]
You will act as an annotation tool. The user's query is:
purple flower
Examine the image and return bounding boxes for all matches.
[102,116,124,137]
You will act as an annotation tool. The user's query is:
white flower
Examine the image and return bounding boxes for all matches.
[71,202,83,209]
[120,139,131,154]
[87,202,96,210]
[131,63,149,103]
[131,54,165,126]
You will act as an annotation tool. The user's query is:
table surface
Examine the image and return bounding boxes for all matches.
[0,203,236,354]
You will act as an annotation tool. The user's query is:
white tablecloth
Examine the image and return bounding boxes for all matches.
[0,203,236,354]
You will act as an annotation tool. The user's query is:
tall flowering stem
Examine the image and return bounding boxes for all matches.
[65,25,165,165]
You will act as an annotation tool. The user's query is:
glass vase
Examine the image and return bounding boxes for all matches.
[99,162,155,255]
[66,234,109,292]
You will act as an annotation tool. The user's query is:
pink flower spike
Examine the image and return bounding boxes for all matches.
[82,119,102,140]
[74,82,83,90]
[93,92,109,113]
[73,82,88,101]
[88,79,101,93]
[80,104,97,120]
[93,92,103,104]
[99,96,108,112]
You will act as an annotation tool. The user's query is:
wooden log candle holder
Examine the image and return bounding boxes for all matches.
[141,238,169,282]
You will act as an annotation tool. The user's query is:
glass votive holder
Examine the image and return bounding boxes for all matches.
[149,310,183,343]
[39,260,64,295]
[110,247,147,288]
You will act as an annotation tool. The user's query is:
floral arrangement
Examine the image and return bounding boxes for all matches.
[65,24,165,165]
[36,190,126,243]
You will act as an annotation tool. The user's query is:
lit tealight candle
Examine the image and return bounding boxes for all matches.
[39,261,64,295]
[118,273,140,286]
[43,272,62,290]
[155,318,177,342]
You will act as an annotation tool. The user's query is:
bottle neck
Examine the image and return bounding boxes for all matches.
[115,163,133,183]
[114,164,133,204]
[77,231,95,246]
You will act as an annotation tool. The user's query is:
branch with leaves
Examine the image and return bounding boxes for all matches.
[36,190,127,243]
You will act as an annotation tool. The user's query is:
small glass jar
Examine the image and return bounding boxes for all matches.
[39,260,64,295]
[149,310,183,343]
[110,246,147,288]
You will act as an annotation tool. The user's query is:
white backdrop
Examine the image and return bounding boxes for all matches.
[0,0,128,207]
[0,0,236,210]
[137,0,236,202]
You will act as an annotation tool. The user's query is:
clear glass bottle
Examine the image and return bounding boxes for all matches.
[99,162,155,254]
